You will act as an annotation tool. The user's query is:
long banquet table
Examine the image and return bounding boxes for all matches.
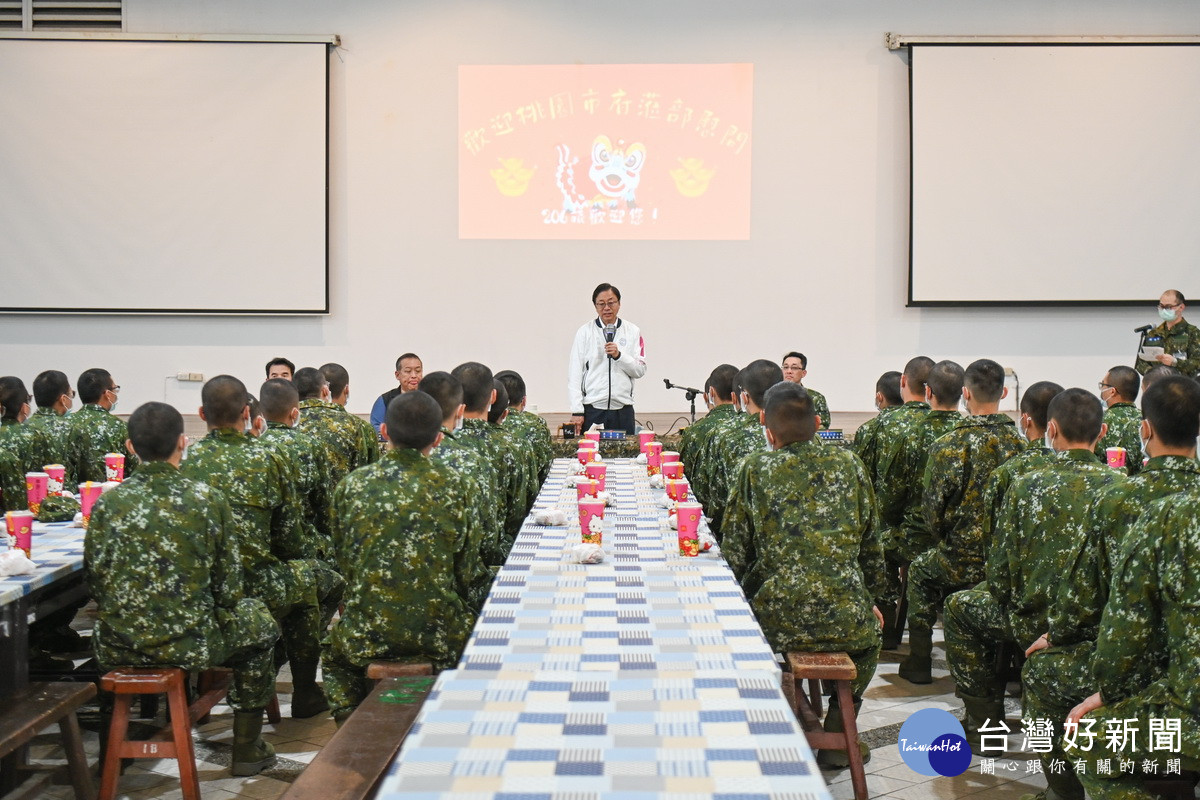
[371,457,833,800]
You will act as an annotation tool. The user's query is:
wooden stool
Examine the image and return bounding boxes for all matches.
[786,652,868,800]
[0,681,97,800]
[366,660,434,680]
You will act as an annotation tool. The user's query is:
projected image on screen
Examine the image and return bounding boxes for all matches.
[459,64,753,240]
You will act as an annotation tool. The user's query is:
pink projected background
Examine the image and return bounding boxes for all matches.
[459,64,753,240]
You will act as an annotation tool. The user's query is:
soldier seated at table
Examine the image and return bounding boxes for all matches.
[1095,364,1144,475]
[85,402,281,776]
[322,391,492,722]
[722,381,885,768]
[495,369,554,485]
[489,379,539,521]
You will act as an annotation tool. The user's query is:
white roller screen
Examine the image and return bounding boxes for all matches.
[909,44,1200,305]
[0,39,328,314]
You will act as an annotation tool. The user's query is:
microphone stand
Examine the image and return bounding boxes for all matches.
[663,378,702,424]
[1134,329,1151,371]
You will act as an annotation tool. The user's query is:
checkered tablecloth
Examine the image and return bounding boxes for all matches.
[0,522,84,606]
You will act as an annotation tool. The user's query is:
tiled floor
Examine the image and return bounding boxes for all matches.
[18,626,1053,800]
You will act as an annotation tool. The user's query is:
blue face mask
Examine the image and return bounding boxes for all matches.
[1160,307,1178,322]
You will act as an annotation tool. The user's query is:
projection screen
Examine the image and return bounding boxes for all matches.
[0,38,329,314]
[909,44,1200,306]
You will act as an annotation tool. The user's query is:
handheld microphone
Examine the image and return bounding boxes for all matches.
[604,324,617,359]
[1134,324,1153,334]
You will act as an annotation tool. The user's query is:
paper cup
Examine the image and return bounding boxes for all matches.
[661,451,681,468]
[44,464,66,496]
[25,472,48,515]
[584,430,601,443]
[662,461,685,480]
[79,482,104,528]
[666,478,690,504]
[584,462,607,492]
[577,438,598,449]
[578,497,605,545]
[575,478,599,499]
[576,447,597,465]
[645,441,663,475]
[5,510,34,557]
[638,431,655,454]
[677,502,703,557]
[1106,447,1127,469]
[104,453,125,482]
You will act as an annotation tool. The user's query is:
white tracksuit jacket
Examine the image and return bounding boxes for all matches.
[567,318,647,413]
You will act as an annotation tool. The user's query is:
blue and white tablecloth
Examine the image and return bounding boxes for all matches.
[0,522,84,607]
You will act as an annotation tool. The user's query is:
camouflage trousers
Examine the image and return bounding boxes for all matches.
[1021,643,1095,800]
[252,558,344,666]
[943,587,1011,697]
[906,548,977,633]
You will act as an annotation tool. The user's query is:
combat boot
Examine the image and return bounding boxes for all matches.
[815,699,870,769]
[232,709,276,776]
[881,606,903,650]
[959,691,1005,751]
[897,627,933,684]
[288,660,329,719]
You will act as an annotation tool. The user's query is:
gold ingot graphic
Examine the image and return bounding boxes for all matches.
[490,157,535,197]
[670,157,716,197]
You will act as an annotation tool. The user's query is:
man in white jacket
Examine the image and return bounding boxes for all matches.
[567,283,647,434]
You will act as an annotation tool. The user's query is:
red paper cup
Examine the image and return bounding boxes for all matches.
[44,464,66,496]
[5,510,34,557]
[677,502,703,557]
[104,453,125,482]
[584,430,601,443]
[25,472,48,515]
[661,451,681,468]
[638,431,655,454]
[662,461,685,480]
[578,497,605,545]
[645,441,663,475]
[79,482,104,528]
[576,447,597,465]
[666,478,690,504]
[1106,447,1127,469]
[584,462,607,491]
[578,438,598,449]
[575,478,599,499]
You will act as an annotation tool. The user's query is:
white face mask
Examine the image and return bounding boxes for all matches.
[1044,432,1055,451]
[454,413,464,432]
[762,425,772,450]
[1159,307,1177,322]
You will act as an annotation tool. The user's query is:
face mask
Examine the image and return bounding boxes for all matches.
[1016,415,1027,441]
[109,400,118,413]
[762,426,772,450]
[1044,432,1054,451]
[1159,307,1177,322]
[454,414,464,432]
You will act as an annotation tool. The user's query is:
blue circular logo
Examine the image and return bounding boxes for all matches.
[897,708,971,776]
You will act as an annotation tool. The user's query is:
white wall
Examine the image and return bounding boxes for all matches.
[2,0,1195,416]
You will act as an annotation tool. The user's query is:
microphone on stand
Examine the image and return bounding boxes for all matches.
[1134,324,1153,334]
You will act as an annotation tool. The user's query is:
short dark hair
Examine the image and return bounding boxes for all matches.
[1142,376,1200,447]
[293,367,327,400]
[395,353,421,371]
[265,357,295,379]
[741,359,786,409]
[488,380,510,424]
[127,402,184,462]
[781,351,808,370]
[201,375,249,427]
[592,283,621,304]
[494,370,527,406]
[903,356,935,396]
[1020,381,1064,431]
[927,360,965,405]
[877,371,903,407]
[965,359,1006,403]
[1143,364,1179,391]
[0,377,30,421]
[260,379,299,422]
[1105,365,1140,403]
[33,370,71,408]
[706,364,738,402]
[451,362,494,413]
[763,381,816,446]
[1048,388,1104,444]
[385,391,442,449]
[319,363,350,398]
[1165,289,1186,305]
[78,368,114,404]
[418,372,464,422]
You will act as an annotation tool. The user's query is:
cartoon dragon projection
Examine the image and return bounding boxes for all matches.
[556,135,646,212]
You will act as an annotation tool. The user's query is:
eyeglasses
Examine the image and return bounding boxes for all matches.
[594,300,619,308]
[1098,382,1113,391]
[1158,302,1181,310]
[108,385,121,395]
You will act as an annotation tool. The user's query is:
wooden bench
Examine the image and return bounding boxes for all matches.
[786,651,867,800]
[279,674,435,800]
[0,681,96,800]
[365,660,433,680]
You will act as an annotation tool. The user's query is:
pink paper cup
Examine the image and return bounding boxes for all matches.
[104,453,125,482]
[661,451,681,468]
[584,462,607,491]
[575,479,599,500]
[666,478,690,504]
[677,502,703,557]
[578,497,605,545]
[1106,447,1127,469]
[662,461,685,480]
[576,447,596,465]
[44,464,66,496]
[584,430,601,443]
[5,510,34,557]
[645,441,663,475]
[79,482,104,528]
[638,431,655,454]
[25,472,48,515]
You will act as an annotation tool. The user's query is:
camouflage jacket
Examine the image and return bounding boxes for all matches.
[1136,318,1200,377]
[851,404,899,481]
[804,386,832,431]
[982,442,1056,541]
[681,404,739,506]
[26,408,77,485]
[259,422,333,562]
[1049,455,1200,649]
[459,418,529,542]
[328,447,493,669]
[503,409,553,485]
[0,445,25,512]
[432,427,505,566]
[987,449,1122,648]
[297,399,381,490]
[498,423,539,520]
[180,428,306,598]
[874,403,960,556]
[1094,487,1200,758]
[86,461,246,670]
[723,439,883,652]
[0,417,55,477]
[923,413,1025,584]
[705,411,769,537]
[69,404,136,484]
[1094,402,1143,476]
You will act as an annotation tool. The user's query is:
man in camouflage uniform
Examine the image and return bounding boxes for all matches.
[1095,365,1143,475]
[421,371,505,566]
[705,360,783,538]
[781,351,832,430]
[899,359,1024,684]
[69,368,136,483]
[678,364,739,505]
[942,388,1120,770]
[981,380,1063,539]
[1066,486,1200,799]
[490,380,540,518]
[27,370,78,487]
[1135,289,1200,377]
[86,402,280,776]
[323,392,493,720]
[0,376,55,476]
[181,375,331,718]
[723,381,884,768]
[688,365,747,509]
[851,370,902,479]
[496,370,553,486]
[295,366,380,493]
[1023,377,1200,800]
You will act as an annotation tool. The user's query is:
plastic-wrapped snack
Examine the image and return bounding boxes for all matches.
[568,460,585,475]
[570,543,605,564]
[699,530,717,552]
[597,490,616,507]
[0,549,36,576]
[666,513,678,530]
[635,452,648,464]
[533,507,570,526]
[565,474,583,488]
[657,494,676,509]
[648,474,665,489]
